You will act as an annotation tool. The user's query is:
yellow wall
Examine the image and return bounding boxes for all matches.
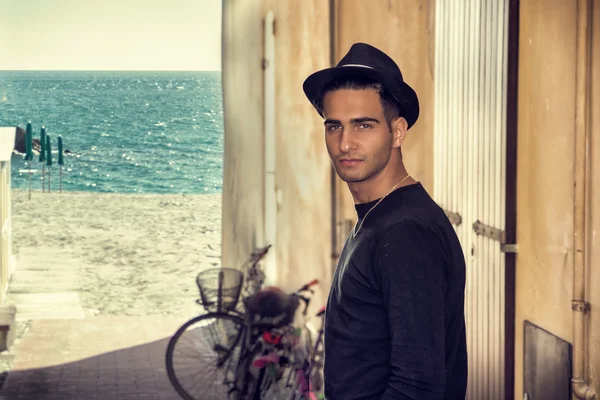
[515,0,599,397]
[221,0,332,314]
[588,0,600,390]
[334,0,436,234]
[263,0,333,303]
[221,0,435,313]
[223,1,600,398]
[221,0,266,274]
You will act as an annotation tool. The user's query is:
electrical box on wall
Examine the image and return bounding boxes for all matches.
[523,320,572,400]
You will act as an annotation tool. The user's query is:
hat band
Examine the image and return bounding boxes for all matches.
[340,64,375,70]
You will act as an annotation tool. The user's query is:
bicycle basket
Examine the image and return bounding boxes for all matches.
[196,268,244,313]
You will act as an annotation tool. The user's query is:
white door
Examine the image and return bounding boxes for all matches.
[434,1,511,399]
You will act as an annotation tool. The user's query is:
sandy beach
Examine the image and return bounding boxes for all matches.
[10,189,222,319]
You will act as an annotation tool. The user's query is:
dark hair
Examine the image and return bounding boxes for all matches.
[313,75,402,130]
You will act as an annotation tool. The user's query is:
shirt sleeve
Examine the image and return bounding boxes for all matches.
[375,220,447,400]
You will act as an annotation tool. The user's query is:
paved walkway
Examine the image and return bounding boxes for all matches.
[0,316,186,400]
[0,248,201,399]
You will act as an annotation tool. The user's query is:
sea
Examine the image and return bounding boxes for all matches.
[0,70,224,194]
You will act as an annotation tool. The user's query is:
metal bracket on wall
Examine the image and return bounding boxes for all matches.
[473,219,518,253]
[443,209,462,226]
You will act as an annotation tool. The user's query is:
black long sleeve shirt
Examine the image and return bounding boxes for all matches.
[323,182,468,400]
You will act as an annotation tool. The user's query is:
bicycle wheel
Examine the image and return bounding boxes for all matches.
[309,328,324,393]
[251,360,294,400]
[166,312,244,400]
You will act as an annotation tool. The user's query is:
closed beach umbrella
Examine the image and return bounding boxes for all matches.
[40,127,46,192]
[25,122,33,199]
[46,134,52,166]
[58,136,64,193]
[57,136,64,165]
[46,134,53,192]
[25,122,33,161]
[39,127,46,162]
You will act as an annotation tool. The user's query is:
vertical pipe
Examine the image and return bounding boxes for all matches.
[460,2,469,247]
[504,1,519,398]
[496,0,508,398]
[0,162,5,302]
[467,0,477,396]
[490,0,500,396]
[263,10,277,284]
[329,0,338,271]
[459,2,466,383]
[483,0,491,392]
[433,0,440,205]
[477,1,487,396]
[451,0,458,227]
[441,0,448,214]
[572,0,596,399]
[488,0,496,394]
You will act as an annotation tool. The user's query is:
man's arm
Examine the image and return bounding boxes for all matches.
[375,221,447,400]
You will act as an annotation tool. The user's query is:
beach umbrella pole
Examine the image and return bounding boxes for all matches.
[45,134,52,193]
[40,127,47,193]
[28,161,32,200]
[57,135,64,194]
[25,122,33,200]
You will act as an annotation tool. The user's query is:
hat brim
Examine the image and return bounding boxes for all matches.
[303,65,420,129]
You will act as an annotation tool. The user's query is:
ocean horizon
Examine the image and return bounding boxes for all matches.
[1,70,224,194]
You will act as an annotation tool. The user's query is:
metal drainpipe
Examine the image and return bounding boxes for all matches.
[329,0,338,271]
[572,0,596,398]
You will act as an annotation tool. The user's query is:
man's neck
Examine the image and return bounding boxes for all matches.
[348,168,414,204]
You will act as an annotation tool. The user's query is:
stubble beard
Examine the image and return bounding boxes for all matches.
[332,156,386,184]
[330,138,395,184]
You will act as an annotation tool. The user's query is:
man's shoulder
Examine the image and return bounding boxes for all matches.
[377,195,449,237]
[376,217,442,247]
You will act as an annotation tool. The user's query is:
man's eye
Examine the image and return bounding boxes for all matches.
[359,124,372,129]
[326,125,341,131]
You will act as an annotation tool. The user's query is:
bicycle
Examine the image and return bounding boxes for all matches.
[165,245,321,400]
[302,305,325,399]
[247,281,322,400]
[165,245,269,399]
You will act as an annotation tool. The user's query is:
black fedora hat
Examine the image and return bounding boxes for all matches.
[303,42,420,129]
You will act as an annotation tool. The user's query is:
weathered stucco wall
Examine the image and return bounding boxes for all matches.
[334,0,436,234]
[221,0,265,275]
[588,0,600,391]
[515,0,599,397]
[221,0,434,312]
[263,0,332,304]
[221,0,332,314]
[223,1,600,398]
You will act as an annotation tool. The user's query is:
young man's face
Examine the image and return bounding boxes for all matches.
[322,88,400,184]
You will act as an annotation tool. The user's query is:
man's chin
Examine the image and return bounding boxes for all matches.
[332,164,368,183]
[336,173,366,184]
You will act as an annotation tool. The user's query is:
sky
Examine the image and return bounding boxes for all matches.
[0,0,222,71]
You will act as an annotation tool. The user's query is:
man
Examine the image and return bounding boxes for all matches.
[302,43,468,399]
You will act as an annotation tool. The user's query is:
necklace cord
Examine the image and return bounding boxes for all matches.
[352,174,411,237]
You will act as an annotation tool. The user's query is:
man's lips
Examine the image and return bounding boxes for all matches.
[339,158,363,166]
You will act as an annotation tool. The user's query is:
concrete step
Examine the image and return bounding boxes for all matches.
[9,270,80,292]
[7,247,86,321]
[6,292,86,320]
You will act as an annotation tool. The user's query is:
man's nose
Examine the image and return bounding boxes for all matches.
[339,131,357,153]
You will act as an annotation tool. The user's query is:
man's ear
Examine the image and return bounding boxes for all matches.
[392,117,408,149]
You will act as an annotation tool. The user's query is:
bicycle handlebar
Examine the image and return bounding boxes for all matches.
[293,279,319,316]
[297,279,319,293]
[251,245,271,262]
